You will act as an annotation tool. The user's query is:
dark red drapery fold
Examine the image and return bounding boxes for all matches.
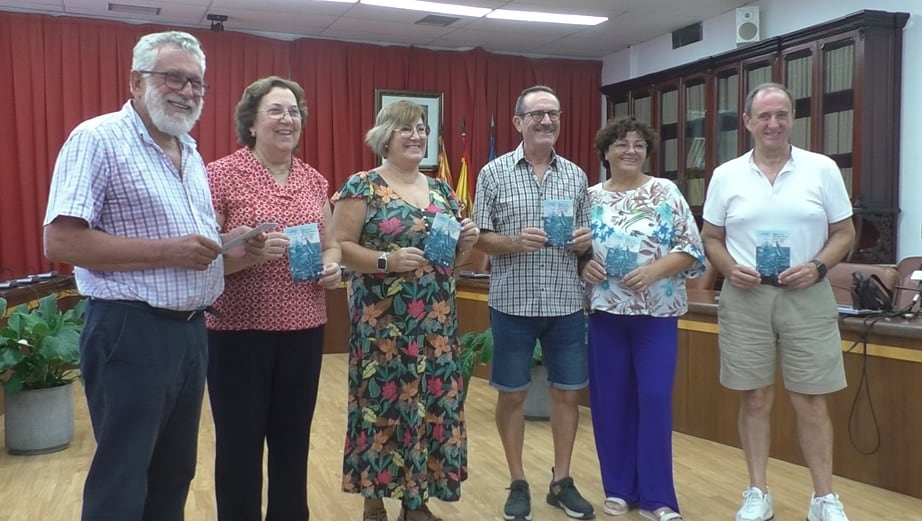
[0,11,601,277]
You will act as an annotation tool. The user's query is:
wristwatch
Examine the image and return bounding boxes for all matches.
[810,259,827,281]
[377,252,389,273]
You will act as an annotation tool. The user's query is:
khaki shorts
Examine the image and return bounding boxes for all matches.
[717,279,846,394]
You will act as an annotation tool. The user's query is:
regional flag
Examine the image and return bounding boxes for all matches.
[456,147,473,218]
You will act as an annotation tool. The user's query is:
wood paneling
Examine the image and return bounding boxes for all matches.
[2,354,922,520]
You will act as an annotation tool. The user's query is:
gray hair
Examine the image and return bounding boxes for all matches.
[365,100,426,158]
[514,85,558,116]
[744,82,794,117]
[132,31,206,74]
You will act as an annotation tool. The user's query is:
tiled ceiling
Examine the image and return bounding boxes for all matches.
[0,0,751,59]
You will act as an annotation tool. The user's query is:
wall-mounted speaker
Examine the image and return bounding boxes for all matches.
[735,7,760,45]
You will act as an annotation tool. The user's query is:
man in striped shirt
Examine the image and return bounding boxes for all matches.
[473,85,594,521]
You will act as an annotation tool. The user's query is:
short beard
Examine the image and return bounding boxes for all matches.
[144,86,203,136]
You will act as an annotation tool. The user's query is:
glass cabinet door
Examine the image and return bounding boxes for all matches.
[822,39,856,196]
[632,91,652,127]
[660,86,679,182]
[716,70,740,166]
[784,48,813,150]
[684,79,706,206]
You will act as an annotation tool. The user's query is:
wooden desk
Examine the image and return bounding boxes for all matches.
[324,280,922,498]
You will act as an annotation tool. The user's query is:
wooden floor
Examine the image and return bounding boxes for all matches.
[1,353,920,520]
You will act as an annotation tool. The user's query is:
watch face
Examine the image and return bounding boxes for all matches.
[377,254,387,271]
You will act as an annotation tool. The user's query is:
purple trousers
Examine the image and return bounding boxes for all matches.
[587,311,680,513]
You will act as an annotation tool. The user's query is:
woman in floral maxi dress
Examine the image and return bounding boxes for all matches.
[332,100,479,521]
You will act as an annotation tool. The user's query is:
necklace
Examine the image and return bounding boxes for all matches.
[605,173,649,192]
[252,149,291,182]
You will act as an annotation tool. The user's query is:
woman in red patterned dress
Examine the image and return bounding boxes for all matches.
[205,76,342,521]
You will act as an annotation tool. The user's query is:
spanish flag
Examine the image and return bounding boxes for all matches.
[437,136,453,187]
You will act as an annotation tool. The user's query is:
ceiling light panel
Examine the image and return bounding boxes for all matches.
[360,0,491,18]
[487,9,607,26]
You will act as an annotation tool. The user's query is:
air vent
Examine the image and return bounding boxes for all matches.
[671,22,702,49]
[415,14,460,27]
[108,3,161,15]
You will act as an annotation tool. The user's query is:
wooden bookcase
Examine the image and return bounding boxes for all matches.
[601,10,908,263]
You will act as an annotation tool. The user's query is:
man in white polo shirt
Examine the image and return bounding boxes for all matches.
[701,82,855,521]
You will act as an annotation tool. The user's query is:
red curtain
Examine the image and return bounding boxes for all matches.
[0,11,601,277]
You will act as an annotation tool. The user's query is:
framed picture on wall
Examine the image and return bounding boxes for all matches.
[375,89,443,171]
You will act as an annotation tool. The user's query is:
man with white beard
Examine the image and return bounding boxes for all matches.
[43,31,264,521]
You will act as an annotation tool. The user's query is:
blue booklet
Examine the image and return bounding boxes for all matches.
[285,223,324,282]
[605,233,640,278]
[755,230,791,276]
[424,212,461,268]
[543,199,574,247]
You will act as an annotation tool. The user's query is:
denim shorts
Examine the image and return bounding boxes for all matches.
[488,308,588,392]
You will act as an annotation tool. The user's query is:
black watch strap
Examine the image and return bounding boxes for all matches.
[810,259,827,281]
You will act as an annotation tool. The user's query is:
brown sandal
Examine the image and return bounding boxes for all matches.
[397,504,442,521]
[363,500,388,521]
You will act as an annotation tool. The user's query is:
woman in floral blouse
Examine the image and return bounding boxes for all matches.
[331,100,479,521]
[580,117,705,521]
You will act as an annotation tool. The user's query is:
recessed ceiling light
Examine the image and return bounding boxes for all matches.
[108,2,161,15]
[360,0,491,18]
[487,9,607,26]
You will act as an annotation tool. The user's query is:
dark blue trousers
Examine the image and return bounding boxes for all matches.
[587,312,680,513]
[207,327,325,521]
[79,299,208,521]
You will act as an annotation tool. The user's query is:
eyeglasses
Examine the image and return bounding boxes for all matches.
[394,125,429,139]
[138,70,208,96]
[612,141,648,152]
[263,107,302,120]
[517,110,562,122]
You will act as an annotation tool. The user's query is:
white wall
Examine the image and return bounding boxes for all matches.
[601,0,922,260]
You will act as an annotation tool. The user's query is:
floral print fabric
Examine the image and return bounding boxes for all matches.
[333,170,468,508]
[587,177,706,317]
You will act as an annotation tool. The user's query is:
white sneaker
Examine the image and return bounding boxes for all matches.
[735,487,774,521]
[807,493,850,521]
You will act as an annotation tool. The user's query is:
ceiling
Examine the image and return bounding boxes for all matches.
[0,0,751,59]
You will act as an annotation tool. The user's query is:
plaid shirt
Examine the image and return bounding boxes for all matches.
[44,101,224,311]
[473,143,589,317]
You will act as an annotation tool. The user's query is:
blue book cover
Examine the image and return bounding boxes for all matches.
[755,230,791,276]
[543,199,574,247]
[424,212,461,268]
[285,223,324,282]
[605,234,640,278]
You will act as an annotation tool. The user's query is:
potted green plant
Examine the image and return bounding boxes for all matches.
[458,328,494,403]
[458,328,549,418]
[0,293,86,454]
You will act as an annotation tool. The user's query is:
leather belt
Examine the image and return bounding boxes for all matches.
[759,275,783,287]
[95,298,216,321]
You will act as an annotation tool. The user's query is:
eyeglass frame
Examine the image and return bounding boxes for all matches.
[262,107,303,120]
[612,140,649,152]
[516,109,563,122]
[137,70,208,96]
[393,125,430,139]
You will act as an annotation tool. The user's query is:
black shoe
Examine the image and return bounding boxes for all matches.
[504,479,532,521]
[547,475,595,519]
